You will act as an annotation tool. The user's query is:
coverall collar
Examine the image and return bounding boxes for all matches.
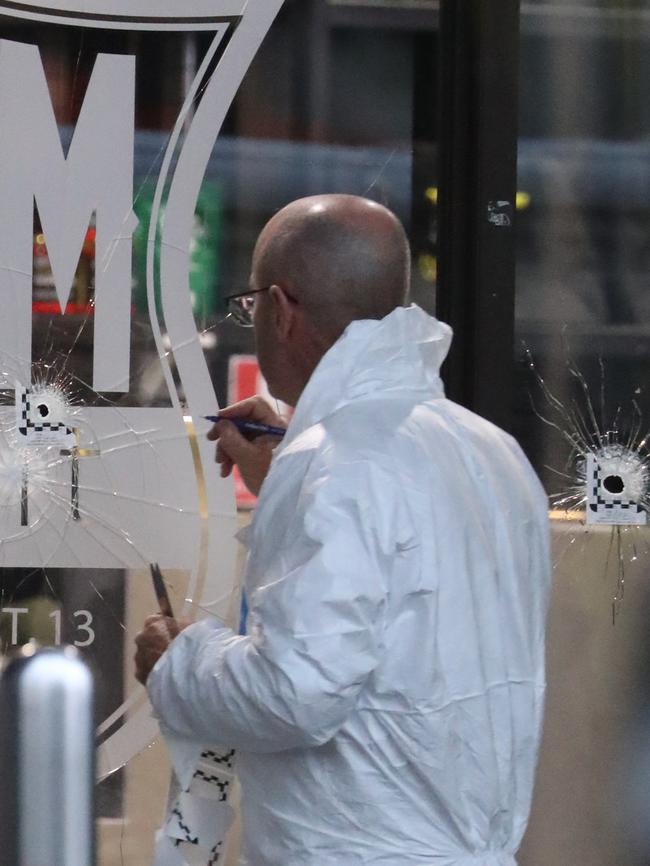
[282,304,452,447]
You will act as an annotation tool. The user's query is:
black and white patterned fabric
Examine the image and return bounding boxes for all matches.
[152,744,237,866]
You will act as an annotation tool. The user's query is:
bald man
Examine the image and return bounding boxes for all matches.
[135,196,551,866]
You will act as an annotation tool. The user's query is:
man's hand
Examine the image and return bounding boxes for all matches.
[134,614,184,685]
[207,397,286,496]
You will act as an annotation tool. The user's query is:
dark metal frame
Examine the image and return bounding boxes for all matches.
[436,0,520,431]
[326,4,439,32]
[281,0,522,431]
[293,0,439,140]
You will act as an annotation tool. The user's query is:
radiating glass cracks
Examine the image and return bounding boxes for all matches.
[525,345,649,622]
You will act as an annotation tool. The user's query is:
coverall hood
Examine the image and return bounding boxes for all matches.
[284,304,452,445]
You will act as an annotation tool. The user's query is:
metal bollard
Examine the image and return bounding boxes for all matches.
[0,645,95,866]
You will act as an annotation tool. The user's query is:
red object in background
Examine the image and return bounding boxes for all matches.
[32,227,96,313]
[227,355,267,509]
[32,301,94,315]
[81,226,96,258]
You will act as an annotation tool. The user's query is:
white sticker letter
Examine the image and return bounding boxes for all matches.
[3,607,28,644]
[0,39,137,391]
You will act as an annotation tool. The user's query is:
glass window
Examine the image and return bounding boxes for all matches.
[0,4,438,864]
[515,5,650,864]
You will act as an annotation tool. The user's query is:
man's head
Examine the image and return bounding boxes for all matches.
[249,194,410,405]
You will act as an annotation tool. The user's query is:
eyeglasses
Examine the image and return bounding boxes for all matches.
[223,286,298,327]
[223,287,271,328]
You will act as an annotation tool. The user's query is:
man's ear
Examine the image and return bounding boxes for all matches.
[269,285,295,342]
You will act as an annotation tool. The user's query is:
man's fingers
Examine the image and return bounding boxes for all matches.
[213,421,258,463]
[215,440,234,475]
[213,423,239,466]
[207,410,277,496]
[218,455,234,476]
[133,615,182,684]
[135,615,180,643]
[217,397,282,426]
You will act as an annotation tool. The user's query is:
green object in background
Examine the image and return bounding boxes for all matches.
[132,181,222,321]
[132,184,153,316]
[190,188,222,320]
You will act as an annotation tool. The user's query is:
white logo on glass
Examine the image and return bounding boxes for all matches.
[0,39,136,392]
[0,0,285,777]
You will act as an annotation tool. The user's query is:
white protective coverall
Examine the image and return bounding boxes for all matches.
[148,304,551,866]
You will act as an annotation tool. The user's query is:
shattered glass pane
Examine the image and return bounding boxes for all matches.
[517,1,650,617]
[0,6,260,846]
[522,344,649,621]
[516,5,650,865]
[0,3,425,862]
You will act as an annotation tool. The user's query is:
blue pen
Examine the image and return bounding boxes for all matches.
[204,416,286,438]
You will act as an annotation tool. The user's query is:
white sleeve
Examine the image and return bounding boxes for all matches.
[147,460,397,753]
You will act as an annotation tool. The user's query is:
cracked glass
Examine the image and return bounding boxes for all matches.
[0,2,434,863]
[515,4,650,865]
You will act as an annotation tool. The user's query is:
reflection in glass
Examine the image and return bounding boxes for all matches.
[515,5,650,865]
[0,4,438,863]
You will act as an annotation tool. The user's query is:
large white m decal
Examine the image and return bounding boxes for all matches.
[0,39,136,392]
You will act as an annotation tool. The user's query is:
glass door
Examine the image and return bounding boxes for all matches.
[514,4,650,864]
[0,2,439,863]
